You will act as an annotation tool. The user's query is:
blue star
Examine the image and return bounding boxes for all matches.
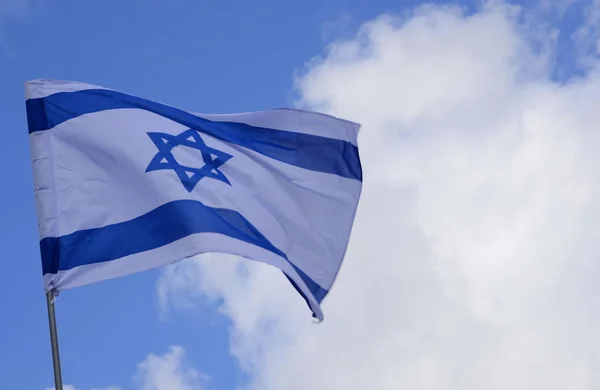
[145,129,233,192]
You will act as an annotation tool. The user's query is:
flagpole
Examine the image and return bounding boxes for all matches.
[46,290,64,390]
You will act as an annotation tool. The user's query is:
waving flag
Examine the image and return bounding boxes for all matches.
[25,79,362,320]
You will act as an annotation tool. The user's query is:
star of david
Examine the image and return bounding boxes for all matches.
[145,129,233,192]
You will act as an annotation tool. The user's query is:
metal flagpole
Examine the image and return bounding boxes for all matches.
[46,290,64,390]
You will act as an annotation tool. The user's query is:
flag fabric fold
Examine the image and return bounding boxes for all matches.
[25,79,362,321]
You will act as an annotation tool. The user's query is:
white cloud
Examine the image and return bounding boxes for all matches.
[0,0,38,23]
[158,1,600,389]
[0,0,42,45]
[46,346,204,390]
[45,386,76,390]
[92,387,122,390]
[574,0,600,60]
[134,346,208,390]
[45,386,121,390]
[539,0,582,16]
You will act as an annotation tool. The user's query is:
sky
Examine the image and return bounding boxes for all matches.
[3,0,600,389]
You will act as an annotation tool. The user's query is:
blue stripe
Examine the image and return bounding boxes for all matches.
[40,199,328,308]
[285,268,329,305]
[26,89,362,181]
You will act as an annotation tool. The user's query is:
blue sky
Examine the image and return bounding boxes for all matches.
[2,0,599,389]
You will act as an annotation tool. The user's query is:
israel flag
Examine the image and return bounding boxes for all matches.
[25,79,362,321]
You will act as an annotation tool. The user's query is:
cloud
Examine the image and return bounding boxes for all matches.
[45,386,121,390]
[46,346,204,390]
[0,0,42,44]
[134,346,208,390]
[0,0,39,22]
[574,0,600,59]
[158,1,600,389]
[45,386,77,390]
[91,388,122,390]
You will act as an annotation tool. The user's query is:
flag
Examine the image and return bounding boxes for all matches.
[25,79,362,321]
